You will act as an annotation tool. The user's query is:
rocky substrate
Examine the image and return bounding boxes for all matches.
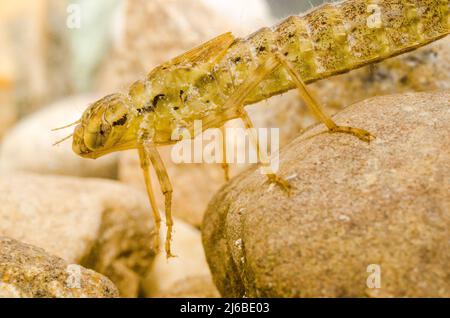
[0,237,118,298]
[142,219,219,298]
[202,91,450,297]
[0,173,155,297]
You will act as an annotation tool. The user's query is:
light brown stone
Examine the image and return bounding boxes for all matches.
[156,276,220,298]
[0,95,118,179]
[0,88,16,140]
[0,173,156,297]
[0,237,118,298]
[142,218,218,298]
[203,91,450,297]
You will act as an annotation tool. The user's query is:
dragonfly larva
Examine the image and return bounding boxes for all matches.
[55,0,449,257]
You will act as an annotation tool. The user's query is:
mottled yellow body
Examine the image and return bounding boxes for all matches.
[65,0,449,257]
[72,0,448,157]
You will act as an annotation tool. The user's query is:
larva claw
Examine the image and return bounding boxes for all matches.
[330,126,376,143]
[267,174,293,196]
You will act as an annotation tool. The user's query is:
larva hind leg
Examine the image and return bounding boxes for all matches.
[275,53,375,143]
[138,146,162,254]
[142,141,176,258]
[221,55,292,194]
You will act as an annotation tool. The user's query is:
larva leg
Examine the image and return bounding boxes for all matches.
[220,125,230,181]
[222,55,292,193]
[138,147,161,253]
[275,53,375,143]
[239,109,292,194]
[142,142,175,258]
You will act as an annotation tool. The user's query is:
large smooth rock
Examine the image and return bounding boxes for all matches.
[142,218,219,298]
[0,237,118,298]
[0,95,118,179]
[203,91,450,297]
[0,173,155,297]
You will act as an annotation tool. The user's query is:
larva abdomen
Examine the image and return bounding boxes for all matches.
[223,0,449,106]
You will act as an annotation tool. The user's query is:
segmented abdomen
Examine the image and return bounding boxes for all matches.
[212,0,449,106]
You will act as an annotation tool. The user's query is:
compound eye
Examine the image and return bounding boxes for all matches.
[104,101,129,127]
[82,93,131,151]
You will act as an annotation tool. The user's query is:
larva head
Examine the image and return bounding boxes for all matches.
[73,94,136,158]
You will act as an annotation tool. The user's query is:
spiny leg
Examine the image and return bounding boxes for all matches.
[138,147,161,253]
[142,142,175,258]
[221,55,292,193]
[220,125,230,181]
[275,53,375,143]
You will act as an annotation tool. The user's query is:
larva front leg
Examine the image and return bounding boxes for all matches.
[138,146,162,254]
[142,141,175,259]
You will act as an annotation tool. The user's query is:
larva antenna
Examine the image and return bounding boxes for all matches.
[51,119,81,131]
[53,134,73,146]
